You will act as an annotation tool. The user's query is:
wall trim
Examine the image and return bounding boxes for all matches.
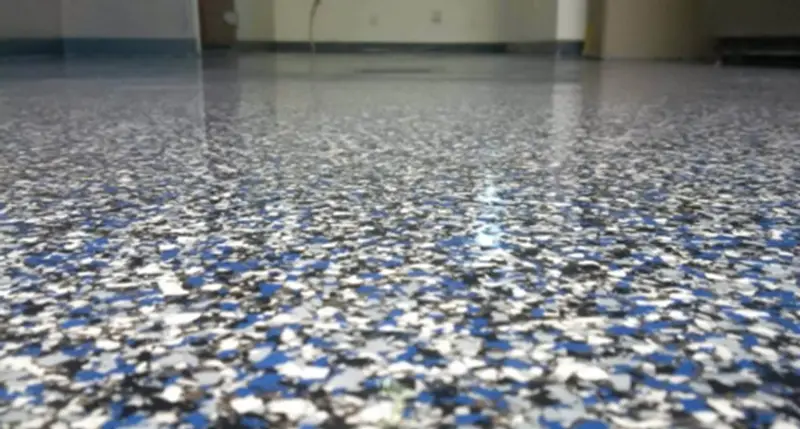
[62,38,197,56]
[506,41,584,58]
[2,39,587,58]
[234,41,586,57]
[234,41,509,54]
[0,39,62,57]
[717,36,800,67]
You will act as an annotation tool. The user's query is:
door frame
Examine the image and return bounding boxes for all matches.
[191,0,202,54]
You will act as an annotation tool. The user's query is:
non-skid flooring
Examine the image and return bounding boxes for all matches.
[0,55,798,428]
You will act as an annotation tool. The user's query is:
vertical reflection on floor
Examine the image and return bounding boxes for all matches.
[475,178,502,249]
[548,62,585,232]
[202,55,242,182]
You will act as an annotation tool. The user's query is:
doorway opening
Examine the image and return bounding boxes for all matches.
[198,0,238,50]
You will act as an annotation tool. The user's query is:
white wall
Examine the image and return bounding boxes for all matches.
[232,0,800,48]
[507,0,558,43]
[705,0,800,37]
[556,0,587,41]
[0,0,61,39]
[61,0,197,39]
[235,0,562,44]
[279,0,508,43]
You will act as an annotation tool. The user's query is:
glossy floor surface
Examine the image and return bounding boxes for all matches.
[1,55,799,429]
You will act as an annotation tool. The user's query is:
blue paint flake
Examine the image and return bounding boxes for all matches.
[0,387,18,402]
[439,235,470,248]
[396,345,418,362]
[674,359,698,376]
[681,398,707,412]
[220,301,239,312]
[61,319,89,329]
[307,337,334,349]
[471,386,503,402]
[583,393,601,407]
[417,391,434,404]
[648,352,674,366]
[641,320,674,333]
[741,334,759,348]
[24,253,66,267]
[503,358,532,369]
[693,288,715,298]
[113,357,136,375]
[752,409,777,426]
[217,261,253,273]
[357,285,379,296]
[629,305,657,316]
[249,373,285,393]
[259,283,281,298]
[606,325,638,336]
[573,419,609,429]
[767,235,797,249]
[235,314,260,329]
[556,341,592,355]
[455,413,488,425]
[63,342,94,358]
[70,306,93,316]
[359,272,383,280]
[24,383,44,402]
[240,416,267,429]
[160,248,179,260]
[186,276,204,288]
[408,268,429,277]
[184,412,209,429]
[640,375,693,393]
[17,343,42,357]
[75,370,105,382]
[218,350,239,360]
[442,277,466,292]
[485,339,512,351]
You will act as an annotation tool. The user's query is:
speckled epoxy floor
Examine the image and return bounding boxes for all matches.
[1,54,799,429]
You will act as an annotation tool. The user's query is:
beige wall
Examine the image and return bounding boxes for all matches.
[235,0,564,43]
[585,0,800,60]
[236,0,275,41]
[582,0,604,57]
[62,0,197,39]
[591,0,710,60]
[705,0,800,37]
[0,0,61,39]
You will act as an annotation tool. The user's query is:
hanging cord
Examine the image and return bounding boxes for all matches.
[309,0,322,54]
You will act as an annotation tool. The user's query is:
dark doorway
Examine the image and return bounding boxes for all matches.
[198,0,237,49]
